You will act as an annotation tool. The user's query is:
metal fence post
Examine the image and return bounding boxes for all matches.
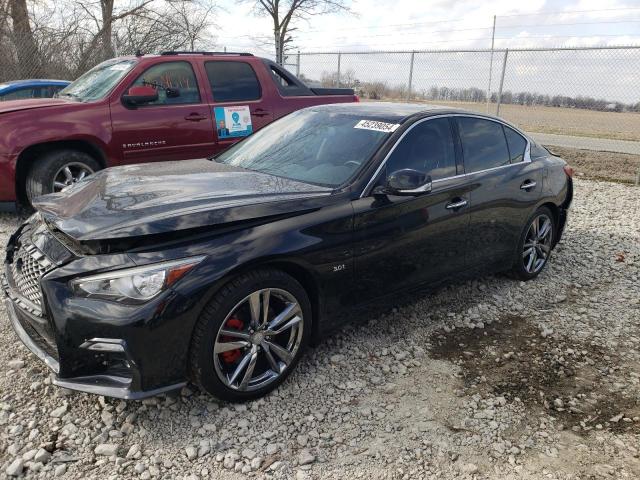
[407,51,415,100]
[296,51,301,77]
[496,49,509,116]
[486,15,496,112]
[337,52,341,87]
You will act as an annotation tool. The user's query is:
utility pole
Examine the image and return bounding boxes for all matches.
[486,15,496,113]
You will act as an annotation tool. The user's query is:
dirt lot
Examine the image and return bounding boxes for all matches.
[427,101,640,142]
[550,147,640,184]
[1,177,639,480]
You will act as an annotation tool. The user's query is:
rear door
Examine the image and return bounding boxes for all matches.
[110,60,215,163]
[455,116,543,269]
[351,117,472,302]
[203,60,274,155]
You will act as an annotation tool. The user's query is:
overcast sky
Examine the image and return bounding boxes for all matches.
[215,0,640,54]
[213,0,640,103]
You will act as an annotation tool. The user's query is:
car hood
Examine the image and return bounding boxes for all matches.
[0,98,76,115]
[33,159,333,241]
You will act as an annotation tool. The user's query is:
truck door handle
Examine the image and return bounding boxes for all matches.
[445,198,468,210]
[252,109,270,117]
[520,180,537,191]
[185,113,207,122]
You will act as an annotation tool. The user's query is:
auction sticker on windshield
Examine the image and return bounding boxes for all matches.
[214,106,253,139]
[354,120,400,133]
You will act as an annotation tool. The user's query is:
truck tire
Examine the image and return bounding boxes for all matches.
[25,150,101,203]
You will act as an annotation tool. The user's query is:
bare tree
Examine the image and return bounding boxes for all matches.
[240,0,351,64]
[9,0,43,77]
[0,0,219,81]
[74,0,155,73]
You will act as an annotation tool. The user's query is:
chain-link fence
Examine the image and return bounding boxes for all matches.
[291,46,640,155]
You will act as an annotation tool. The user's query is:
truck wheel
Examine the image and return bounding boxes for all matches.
[25,150,101,202]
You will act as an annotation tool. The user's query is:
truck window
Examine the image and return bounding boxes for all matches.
[132,61,201,105]
[205,61,261,102]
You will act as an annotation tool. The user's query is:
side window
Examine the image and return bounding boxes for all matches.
[131,61,200,105]
[1,88,35,101]
[457,117,510,173]
[270,65,296,88]
[386,118,456,181]
[503,126,527,163]
[205,61,261,102]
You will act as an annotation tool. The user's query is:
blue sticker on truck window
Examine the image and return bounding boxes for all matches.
[214,106,253,139]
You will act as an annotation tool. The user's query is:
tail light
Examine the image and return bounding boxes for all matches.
[354,95,360,102]
[563,165,574,178]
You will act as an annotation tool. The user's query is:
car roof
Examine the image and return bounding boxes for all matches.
[0,79,71,92]
[307,102,497,123]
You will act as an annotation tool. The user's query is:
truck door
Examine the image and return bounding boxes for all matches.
[110,60,216,164]
[203,60,274,155]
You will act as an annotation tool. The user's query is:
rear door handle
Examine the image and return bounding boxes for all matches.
[446,198,468,210]
[185,113,207,122]
[520,180,537,190]
[252,109,270,117]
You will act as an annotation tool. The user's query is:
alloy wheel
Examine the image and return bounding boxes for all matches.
[522,213,553,274]
[213,288,304,392]
[52,162,94,192]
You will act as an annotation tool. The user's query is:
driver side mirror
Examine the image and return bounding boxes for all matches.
[122,85,158,106]
[377,168,432,196]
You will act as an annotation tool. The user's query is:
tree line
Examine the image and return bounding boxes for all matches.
[317,69,640,113]
[0,0,218,82]
[0,0,349,83]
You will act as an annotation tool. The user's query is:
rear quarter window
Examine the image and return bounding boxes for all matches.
[503,126,527,163]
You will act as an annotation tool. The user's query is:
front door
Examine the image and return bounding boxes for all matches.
[203,60,274,155]
[110,60,215,165]
[351,117,472,302]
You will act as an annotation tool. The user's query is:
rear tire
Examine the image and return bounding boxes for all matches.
[189,269,311,402]
[25,150,100,203]
[511,206,555,281]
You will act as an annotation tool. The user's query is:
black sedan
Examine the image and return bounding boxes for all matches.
[2,103,573,401]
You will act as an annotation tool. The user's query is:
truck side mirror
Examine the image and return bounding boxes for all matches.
[122,86,158,106]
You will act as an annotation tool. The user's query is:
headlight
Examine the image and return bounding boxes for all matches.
[71,256,206,304]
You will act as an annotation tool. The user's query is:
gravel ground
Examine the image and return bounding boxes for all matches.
[1,178,639,480]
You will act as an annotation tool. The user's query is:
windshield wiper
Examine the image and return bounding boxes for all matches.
[59,92,82,101]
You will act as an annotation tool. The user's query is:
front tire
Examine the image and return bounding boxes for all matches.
[511,207,555,280]
[189,269,311,402]
[25,149,100,203]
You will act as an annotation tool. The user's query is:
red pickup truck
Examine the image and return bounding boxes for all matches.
[0,51,358,209]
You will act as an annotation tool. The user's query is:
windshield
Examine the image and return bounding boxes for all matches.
[58,58,137,102]
[215,109,393,187]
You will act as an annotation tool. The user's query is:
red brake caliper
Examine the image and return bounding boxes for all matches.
[220,316,244,364]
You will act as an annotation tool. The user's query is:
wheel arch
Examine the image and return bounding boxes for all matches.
[15,140,107,204]
[537,201,561,246]
[200,258,324,345]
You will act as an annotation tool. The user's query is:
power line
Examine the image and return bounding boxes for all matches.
[295,20,640,43]
[498,6,640,17]
[298,33,640,52]
[281,10,640,35]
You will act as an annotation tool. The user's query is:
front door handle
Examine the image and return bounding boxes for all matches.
[446,198,468,210]
[185,113,207,122]
[520,180,537,191]
[252,108,270,117]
